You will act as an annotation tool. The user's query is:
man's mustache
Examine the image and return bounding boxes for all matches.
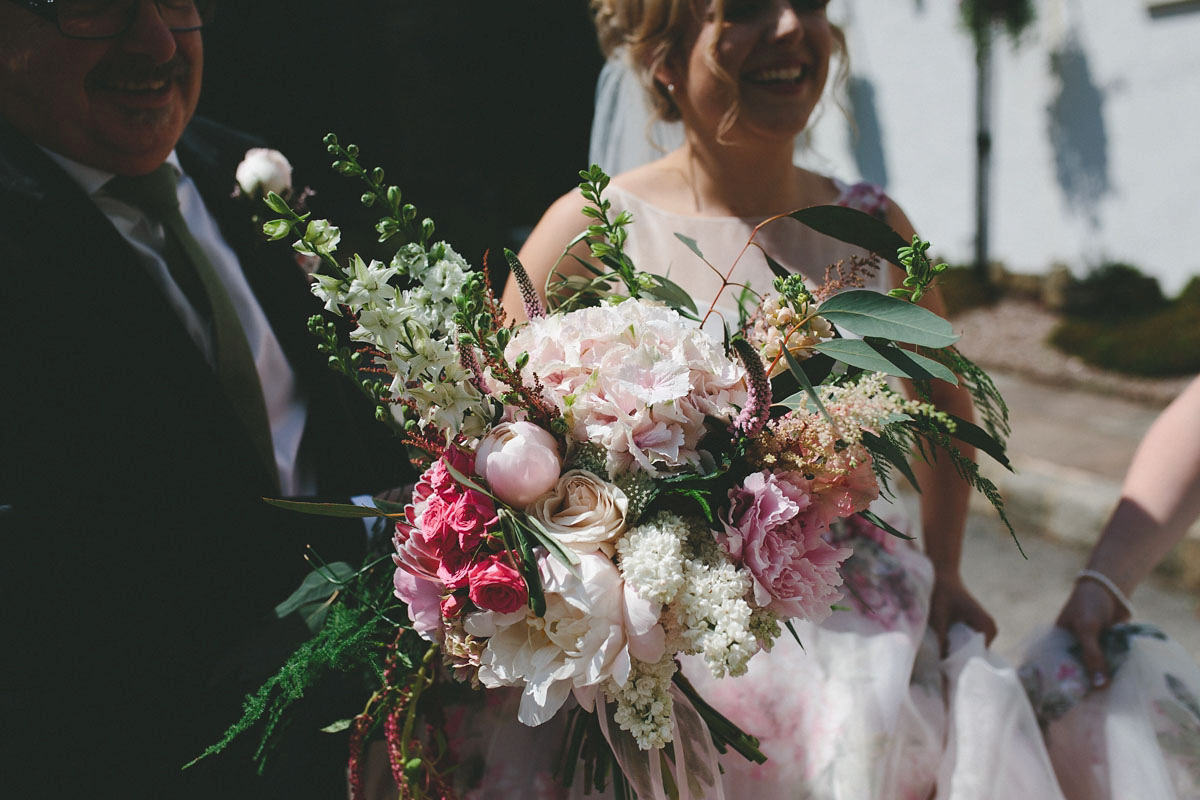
[86,53,193,89]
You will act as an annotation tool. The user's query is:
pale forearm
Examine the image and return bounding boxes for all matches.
[915,380,978,578]
[1085,376,1200,596]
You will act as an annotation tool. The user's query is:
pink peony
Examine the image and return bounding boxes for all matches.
[474,421,562,508]
[467,555,528,614]
[718,470,852,622]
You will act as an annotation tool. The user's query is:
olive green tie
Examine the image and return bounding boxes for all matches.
[107,164,280,491]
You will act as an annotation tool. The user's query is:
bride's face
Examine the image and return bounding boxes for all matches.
[666,0,834,145]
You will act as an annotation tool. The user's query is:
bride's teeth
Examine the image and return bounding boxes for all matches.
[751,67,805,83]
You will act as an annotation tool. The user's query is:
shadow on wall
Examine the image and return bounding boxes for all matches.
[1047,32,1110,228]
[846,75,890,188]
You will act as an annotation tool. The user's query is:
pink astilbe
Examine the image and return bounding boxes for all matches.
[729,337,772,438]
[506,250,546,320]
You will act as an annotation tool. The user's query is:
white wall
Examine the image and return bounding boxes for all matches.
[801,0,1200,296]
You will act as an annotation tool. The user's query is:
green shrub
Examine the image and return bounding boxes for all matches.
[1060,262,1167,321]
[1051,300,1200,377]
[937,266,1000,316]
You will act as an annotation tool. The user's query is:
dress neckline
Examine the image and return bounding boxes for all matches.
[604,179,858,225]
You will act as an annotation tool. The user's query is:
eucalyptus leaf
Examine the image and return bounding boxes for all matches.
[443,462,496,498]
[776,391,815,412]
[787,205,908,267]
[274,562,356,619]
[264,497,397,519]
[764,252,790,281]
[813,338,915,378]
[519,512,583,571]
[867,343,959,385]
[645,274,700,317]
[320,719,354,734]
[674,232,706,261]
[818,290,960,348]
[783,347,831,422]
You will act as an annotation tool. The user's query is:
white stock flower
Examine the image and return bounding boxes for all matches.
[476,551,666,727]
[235,147,293,197]
[527,470,628,554]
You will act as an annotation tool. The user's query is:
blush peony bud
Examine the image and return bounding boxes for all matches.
[474,421,562,508]
[236,147,293,198]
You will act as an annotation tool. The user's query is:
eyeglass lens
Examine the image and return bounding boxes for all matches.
[55,0,203,39]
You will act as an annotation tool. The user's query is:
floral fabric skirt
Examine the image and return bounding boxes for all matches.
[435,524,1199,800]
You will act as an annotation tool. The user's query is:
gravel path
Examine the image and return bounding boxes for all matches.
[952,299,1195,408]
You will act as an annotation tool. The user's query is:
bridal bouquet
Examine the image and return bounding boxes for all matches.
[206,136,1012,800]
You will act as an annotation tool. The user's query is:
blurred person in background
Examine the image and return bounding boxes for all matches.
[1019,375,1200,800]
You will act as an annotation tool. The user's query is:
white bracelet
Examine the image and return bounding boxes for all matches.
[1076,569,1137,619]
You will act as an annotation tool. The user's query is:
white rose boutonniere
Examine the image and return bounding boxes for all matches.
[235,147,294,199]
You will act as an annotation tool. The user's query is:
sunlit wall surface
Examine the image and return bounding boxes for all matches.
[804,0,1200,295]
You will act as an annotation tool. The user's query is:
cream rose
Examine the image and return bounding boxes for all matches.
[527,469,629,554]
[236,147,293,198]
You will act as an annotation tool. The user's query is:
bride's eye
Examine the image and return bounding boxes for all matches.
[723,0,767,22]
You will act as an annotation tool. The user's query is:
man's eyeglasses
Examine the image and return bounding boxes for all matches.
[10,0,211,41]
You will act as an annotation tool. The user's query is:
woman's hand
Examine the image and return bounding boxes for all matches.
[928,572,997,655]
[1055,579,1127,689]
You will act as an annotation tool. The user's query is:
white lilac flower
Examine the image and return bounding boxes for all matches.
[672,554,760,679]
[617,512,690,603]
[608,654,679,750]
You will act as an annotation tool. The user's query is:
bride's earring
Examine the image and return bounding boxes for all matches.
[667,82,676,93]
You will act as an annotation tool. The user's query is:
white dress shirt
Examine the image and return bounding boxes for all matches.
[45,149,316,496]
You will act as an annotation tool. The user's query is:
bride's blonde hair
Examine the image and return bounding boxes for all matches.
[590,0,848,137]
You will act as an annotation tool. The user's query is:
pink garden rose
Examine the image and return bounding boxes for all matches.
[718,470,852,622]
[474,421,562,508]
[447,489,498,550]
[441,591,469,620]
[467,555,528,614]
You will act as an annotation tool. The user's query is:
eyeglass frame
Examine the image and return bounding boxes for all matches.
[8,0,211,41]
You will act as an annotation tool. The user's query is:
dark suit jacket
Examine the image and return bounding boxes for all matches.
[0,117,408,798]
